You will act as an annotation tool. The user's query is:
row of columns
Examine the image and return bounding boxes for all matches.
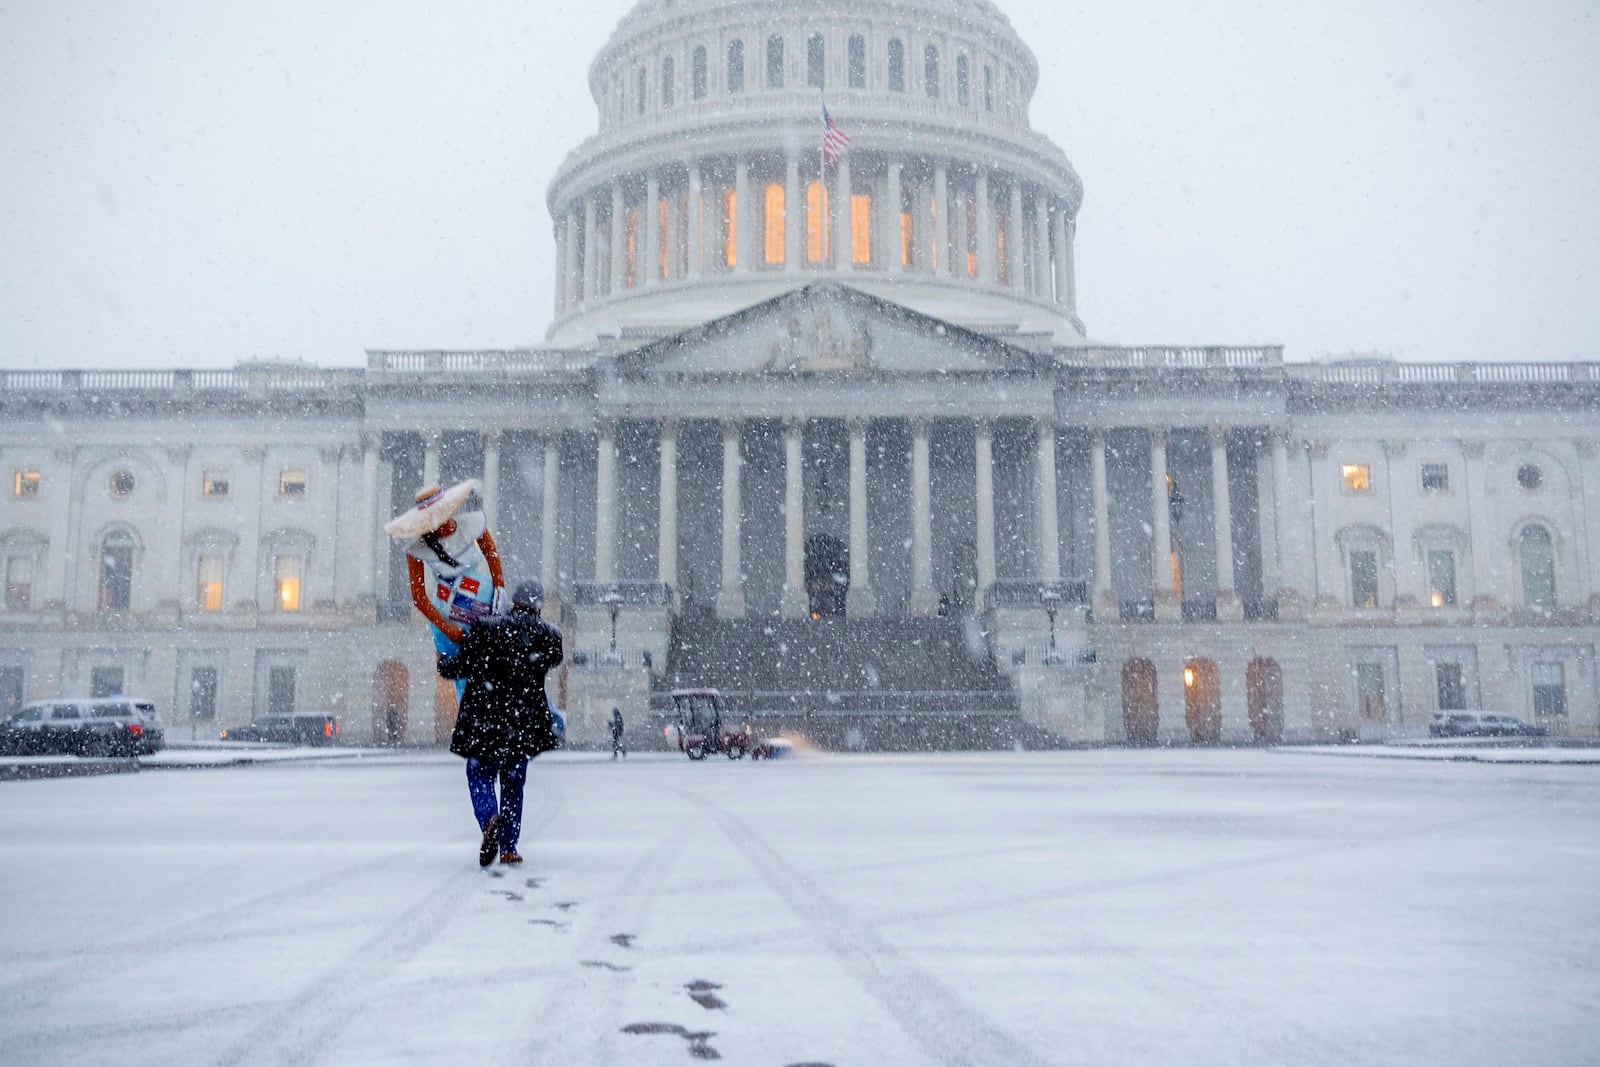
[554,153,1077,313]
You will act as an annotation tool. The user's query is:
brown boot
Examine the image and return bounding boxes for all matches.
[498,850,523,865]
[478,815,502,868]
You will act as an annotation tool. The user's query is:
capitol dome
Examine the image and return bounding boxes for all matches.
[545,0,1085,345]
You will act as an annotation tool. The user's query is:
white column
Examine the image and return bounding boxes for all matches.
[975,169,993,283]
[481,430,502,530]
[1052,207,1069,308]
[1032,195,1050,298]
[1150,429,1178,621]
[609,183,626,293]
[564,206,582,308]
[1007,181,1023,291]
[594,421,616,582]
[975,419,996,605]
[644,171,661,288]
[1210,428,1241,620]
[846,417,875,616]
[1064,216,1078,311]
[422,431,440,489]
[909,418,936,614]
[360,435,380,600]
[540,432,560,591]
[664,180,680,283]
[834,153,852,269]
[687,164,703,279]
[553,218,567,315]
[1091,431,1115,616]
[582,196,598,301]
[884,159,903,274]
[781,418,807,617]
[716,419,745,618]
[733,156,750,274]
[933,161,950,276]
[658,420,678,599]
[1036,419,1061,581]
[784,149,802,272]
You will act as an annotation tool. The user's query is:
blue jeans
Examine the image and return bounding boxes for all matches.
[465,757,529,851]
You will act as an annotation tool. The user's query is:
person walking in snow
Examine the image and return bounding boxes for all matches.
[438,579,563,867]
[610,707,626,760]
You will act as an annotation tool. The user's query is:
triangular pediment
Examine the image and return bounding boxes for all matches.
[615,284,1045,381]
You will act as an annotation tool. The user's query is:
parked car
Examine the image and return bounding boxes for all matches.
[1,698,165,756]
[1428,711,1549,738]
[220,713,340,745]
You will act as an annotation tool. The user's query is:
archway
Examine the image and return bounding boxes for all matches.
[804,533,848,619]
[1247,658,1284,743]
[1184,658,1221,743]
[372,661,408,746]
[1121,658,1158,745]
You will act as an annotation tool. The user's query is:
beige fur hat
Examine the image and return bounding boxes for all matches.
[384,479,480,540]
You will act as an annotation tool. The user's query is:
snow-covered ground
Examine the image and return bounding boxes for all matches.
[1,748,1596,1066]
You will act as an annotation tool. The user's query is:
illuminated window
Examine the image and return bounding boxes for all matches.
[196,555,224,613]
[766,35,783,89]
[661,56,675,107]
[924,45,939,98]
[900,210,913,267]
[965,197,977,276]
[13,470,39,498]
[727,40,744,93]
[887,39,905,91]
[692,46,707,99]
[850,193,872,263]
[625,206,639,288]
[1426,550,1456,608]
[848,35,865,88]
[763,183,785,265]
[275,556,303,613]
[658,198,670,280]
[806,181,829,263]
[1341,464,1371,493]
[202,468,229,497]
[997,226,1008,285]
[956,53,969,106]
[806,33,824,89]
[720,188,737,268]
[4,555,32,611]
[278,468,307,497]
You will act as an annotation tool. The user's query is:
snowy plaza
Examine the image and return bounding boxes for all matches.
[2,747,1597,1066]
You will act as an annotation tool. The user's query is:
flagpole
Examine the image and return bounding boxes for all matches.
[820,91,827,267]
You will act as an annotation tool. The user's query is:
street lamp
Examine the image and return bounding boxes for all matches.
[1040,587,1061,665]
[600,589,623,665]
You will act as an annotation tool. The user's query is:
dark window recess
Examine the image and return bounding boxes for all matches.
[268,667,296,716]
[90,667,124,699]
[1349,549,1379,608]
[1420,463,1448,492]
[887,39,905,91]
[190,667,219,721]
[848,35,865,88]
[1435,663,1467,711]
[807,33,825,89]
[727,40,744,92]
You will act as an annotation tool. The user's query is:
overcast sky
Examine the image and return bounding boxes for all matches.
[2,0,1597,369]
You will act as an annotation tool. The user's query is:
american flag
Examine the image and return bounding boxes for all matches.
[822,105,851,165]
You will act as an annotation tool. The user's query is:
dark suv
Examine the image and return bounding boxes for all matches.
[220,714,340,745]
[1,699,165,756]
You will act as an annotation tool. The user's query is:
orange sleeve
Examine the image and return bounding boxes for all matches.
[479,529,505,589]
[407,556,451,632]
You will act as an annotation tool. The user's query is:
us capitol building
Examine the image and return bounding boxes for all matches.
[2,0,1596,748]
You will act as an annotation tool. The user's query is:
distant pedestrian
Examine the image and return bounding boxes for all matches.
[438,579,563,867]
[610,707,626,760]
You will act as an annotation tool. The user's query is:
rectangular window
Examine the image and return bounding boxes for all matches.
[763,184,785,265]
[101,543,133,610]
[692,46,708,99]
[807,34,825,89]
[13,470,40,498]
[1532,662,1567,718]
[202,468,229,497]
[727,40,744,93]
[0,664,22,717]
[1427,549,1457,607]
[848,35,865,88]
[983,64,993,110]
[268,666,296,716]
[900,210,913,267]
[4,556,32,611]
[996,226,1008,285]
[190,666,219,721]
[850,193,872,264]
[278,469,307,497]
[923,45,939,98]
[661,56,674,107]
[90,667,124,699]
[275,556,303,613]
[636,66,647,114]
[1341,463,1372,493]
[197,554,224,613]
[887,39,905,92]
[1435,663,1466,711]
[1356,662,1386,722]
[625,206,639,288]
[720,187,737,268]
[956,54,969,106]
[766,35,784,89]
[659,198,670,281]
[806,181,828,263]
[1420,463,1448,492]
[1350,549,1379,608]
[965,197,978,276]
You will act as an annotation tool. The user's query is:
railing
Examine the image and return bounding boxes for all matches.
[985,579,1088,610]
[365,349,594,376]
[571,580,674,607]
[1068,346,1284,369]
[647,688,1023,718]
[3,366,353,392]
[1182,599,1218,623]
[1293,362,1599,385]
[1119,599,1156,622]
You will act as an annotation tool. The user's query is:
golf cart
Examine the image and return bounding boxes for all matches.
[666,688,752,760]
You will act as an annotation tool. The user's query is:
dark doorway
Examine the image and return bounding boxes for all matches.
[805,533,848,619]
[1122,658,1158,745]
[373,661,409,746]
[950,538,978,612]
[1248,658,1284,743]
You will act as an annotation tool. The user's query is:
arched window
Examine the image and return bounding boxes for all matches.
[100,530,135,610]
[956,53,970,106]
[923,44,939,98]
[1520,525,1556,607]
[662,56,675,107]
[766,35,784,89]
[848,35,865,88]
[982,64,993,111]
[692,46,708,99]
[807,33,825,89]
[727,40,744,93]
[887,39,904,91]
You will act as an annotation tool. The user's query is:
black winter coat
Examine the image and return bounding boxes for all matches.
[438,608,564,762]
